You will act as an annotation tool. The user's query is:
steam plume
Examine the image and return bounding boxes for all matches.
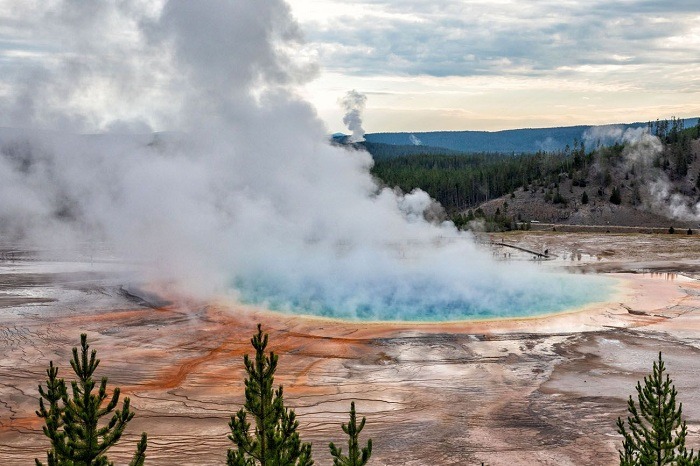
[620,129,700,221]
[583,125,648,149]
[340,90,367,142]
[0,0,606,319]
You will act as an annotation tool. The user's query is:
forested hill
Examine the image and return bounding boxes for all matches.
[364,118,699,154]
[360,141,461,159]
[370,121,700,229]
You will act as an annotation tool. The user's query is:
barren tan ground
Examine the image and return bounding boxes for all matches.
[2,231,700,465]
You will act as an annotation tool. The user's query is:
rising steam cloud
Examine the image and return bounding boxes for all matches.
[340,90,367,143]
[0,0,606,319]
[618,128,700,221]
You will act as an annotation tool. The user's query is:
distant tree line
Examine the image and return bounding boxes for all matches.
[369,145,588,212]
[359,141,462,159]
[649,117,700,179]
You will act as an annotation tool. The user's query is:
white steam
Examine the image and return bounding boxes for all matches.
[619,128,700,221]
[583,125,648,148]
[397,189,440,222]
[0,0,605,318]
[340,90,367,143]
[648,182,700,220]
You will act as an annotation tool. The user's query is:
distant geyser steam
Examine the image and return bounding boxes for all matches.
[340,90,367,142]
[0,0,611,320]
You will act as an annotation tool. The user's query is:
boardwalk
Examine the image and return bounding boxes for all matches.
[491,241,549,258]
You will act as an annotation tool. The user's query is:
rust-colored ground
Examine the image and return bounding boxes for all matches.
[3,232,700,465]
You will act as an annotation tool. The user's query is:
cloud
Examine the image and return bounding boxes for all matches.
[286,0,700,133]
[293,0,700,82]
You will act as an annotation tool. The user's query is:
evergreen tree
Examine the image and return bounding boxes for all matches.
[581,191,589,205]
[553,189,567,205]
[610,186,622,205]
[228,324,313,466]
[36,361,67,466]
[604,171,613,187]
[616,352,700,465]
[36,334,148,466]
[329,402,372,466]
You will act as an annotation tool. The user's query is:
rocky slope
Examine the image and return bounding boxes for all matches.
[477,139,700,229]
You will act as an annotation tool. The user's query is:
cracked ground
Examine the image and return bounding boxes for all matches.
[2,232,700,465]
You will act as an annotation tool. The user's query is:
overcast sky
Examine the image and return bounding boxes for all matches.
[288,0,700,132]
[0,1,698,134]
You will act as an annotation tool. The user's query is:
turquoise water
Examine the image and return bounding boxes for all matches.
[233,271,613,322]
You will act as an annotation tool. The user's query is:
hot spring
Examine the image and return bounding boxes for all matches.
[234,273,611,322]
[230,243,614,322]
